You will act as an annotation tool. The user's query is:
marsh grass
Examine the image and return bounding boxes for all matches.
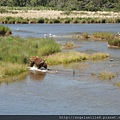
[1,16,120,24]
[113,82,120,87]
[92,32,114,40]
[0,36,61,64]
[0,36,60,82]
[62,41,75,49]
[92,32,115,40]
[108,39,120,48]
[0,61,27,82]
[0,25,12,35]
[81,32,89,39]
[46,51,109,65]
[98,71,116,80]
[90,52,109,60]
[38,38,61,56]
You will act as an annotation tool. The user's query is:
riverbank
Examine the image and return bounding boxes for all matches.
[0,10,120,24]
[0,35,110,83]
[1,10,120,19]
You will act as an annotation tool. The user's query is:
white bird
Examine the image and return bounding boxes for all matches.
[17,28,19,31]
[44,34,47,38]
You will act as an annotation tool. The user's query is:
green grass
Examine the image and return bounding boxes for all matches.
[0,36,61,82]
[108,39,120,48]
[98,71,116,80]
[0,61,27,82]
[90,52,109,60]
[92,32,114,40]
[46,51,109,65]
[0,35,110,82]
[1,16,120,24]
[0,36,61,64]
[0,25,12,35]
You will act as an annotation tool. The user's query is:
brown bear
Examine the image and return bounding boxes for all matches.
[29,56,47,69]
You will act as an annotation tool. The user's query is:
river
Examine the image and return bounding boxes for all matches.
[0,24,120,115]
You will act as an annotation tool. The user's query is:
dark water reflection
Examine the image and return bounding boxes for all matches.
[0,24,120,115]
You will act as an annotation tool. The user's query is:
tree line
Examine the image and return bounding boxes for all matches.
[0,0,120,11]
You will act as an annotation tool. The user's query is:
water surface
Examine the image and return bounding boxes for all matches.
[0,24,120,115]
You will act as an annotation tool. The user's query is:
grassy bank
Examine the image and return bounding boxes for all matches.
[0,25,12,35]
[0,16,120,24]
[108,39,120,48]
[0,35,110,82]
[74,31,120,48]
[46,51,109,65]
[0,35,61,82]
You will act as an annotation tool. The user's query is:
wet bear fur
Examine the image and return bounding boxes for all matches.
[30,56,47,69]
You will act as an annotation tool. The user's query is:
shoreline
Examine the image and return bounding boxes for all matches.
[0,10,120,19]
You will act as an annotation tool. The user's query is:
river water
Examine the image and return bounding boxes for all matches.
[0,24,120,115]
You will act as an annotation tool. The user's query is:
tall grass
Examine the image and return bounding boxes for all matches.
[98,71,115,80]
[0,25,12,35]
[1,16,120,24]
[0,36,61,64]
[0,61,27,82]
[90,52,109,60]
[0,36,61,81]
[38,38,61,56]
[46,51,109,65]
[92,32,114,40]
[108,39,120,48]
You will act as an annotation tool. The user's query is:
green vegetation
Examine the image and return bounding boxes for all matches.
[0,36,61,64]
[113,82,120,87]
[62,42,75,49]
[92,71,118,80]
[92,32,115,40]
[0,25,12,35]
[0,61,27,83]
[90,52,109,60]
[0,35,110,82]
[46,51,109,65]
[0,0,120,11]
[0,35,61,81]
[108,39,120,48]
[98,71,116,80]
[1,17,120,24]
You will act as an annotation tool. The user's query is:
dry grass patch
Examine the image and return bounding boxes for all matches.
[90,52,109,60]
[0,61,27,82]
[46,51,109,65]
[46,51,89,65]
